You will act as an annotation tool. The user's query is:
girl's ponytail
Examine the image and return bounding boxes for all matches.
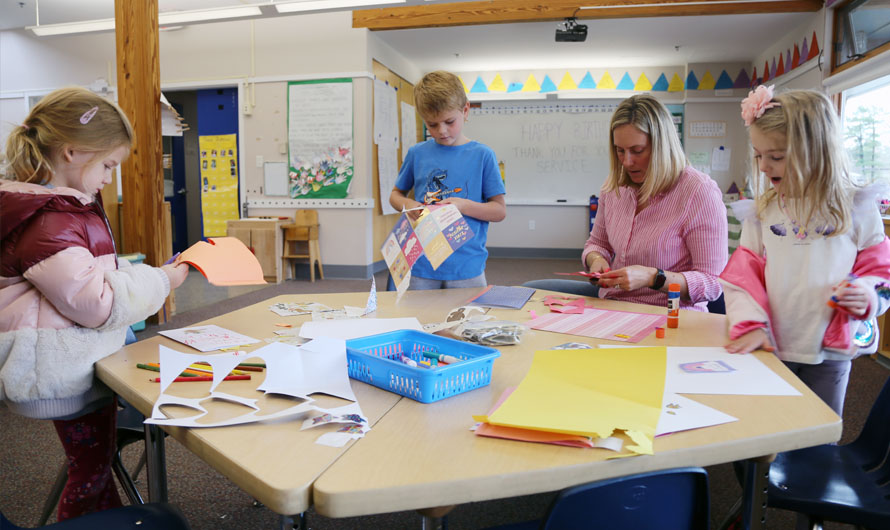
[4,123,54,184]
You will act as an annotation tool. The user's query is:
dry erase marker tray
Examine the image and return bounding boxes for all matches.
[345,330,500,403]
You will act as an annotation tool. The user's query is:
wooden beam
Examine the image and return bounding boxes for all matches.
[354,0,824,30]
[114,0,172,323]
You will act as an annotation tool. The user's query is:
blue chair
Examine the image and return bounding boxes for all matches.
[488,467,709,530]
[706,293,726,315]
[761,377,890,529]
[2,502,190,530]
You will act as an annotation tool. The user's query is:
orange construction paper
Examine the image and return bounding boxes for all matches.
[176,237,267,286]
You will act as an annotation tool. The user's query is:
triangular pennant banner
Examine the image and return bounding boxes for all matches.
[792,44,801,69]
[652,73,669,91]
[770,58,777,80]
[685,71,699,90]
[558,72,578,90]
[507,82,523,93]
[458,76,469,93]
[539,75,558,92]
[489,74,507,92]
[777,54,785,77]
[733,69,751,89]
[470,76,489,93]
[617,72,635,90]
[808,30,820,60]
[714,70,734,90]
[578,71,597,89]
[634,72,653,91]
[800,38,809,65]
[762,61,770,82]
[698,71,716,90]
[598,71,617,90]
[521,74,541,92]
[751,67,759,87]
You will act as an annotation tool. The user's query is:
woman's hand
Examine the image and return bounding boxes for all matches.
[725,328,773,355]
[598,265,657,292]
[832,282,870,318]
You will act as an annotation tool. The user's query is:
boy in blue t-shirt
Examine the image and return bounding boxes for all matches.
[390,71,507,290]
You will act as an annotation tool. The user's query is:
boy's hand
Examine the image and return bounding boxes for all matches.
[404,199,424,221]
[161,263,189,290]
[831,281,869,318]
[725,328,773,355]
[439,197,471,213]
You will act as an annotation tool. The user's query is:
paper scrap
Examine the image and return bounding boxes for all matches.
[176,237,267,286]
[159,324,260,353]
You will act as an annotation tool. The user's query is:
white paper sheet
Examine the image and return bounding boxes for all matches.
[299,317,423,340]
[158,324,259,352]
[656,393,737,436]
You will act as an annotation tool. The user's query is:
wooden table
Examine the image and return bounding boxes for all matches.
[96,289,841,528]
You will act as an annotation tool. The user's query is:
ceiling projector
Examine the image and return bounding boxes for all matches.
[555,18,587,42]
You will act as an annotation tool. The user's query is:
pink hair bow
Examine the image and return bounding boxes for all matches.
[740,85,779,126]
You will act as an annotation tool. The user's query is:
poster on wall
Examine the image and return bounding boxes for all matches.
[198,134,240,237]
[287,79,354,199]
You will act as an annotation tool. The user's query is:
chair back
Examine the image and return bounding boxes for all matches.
[849,377,890,470]
[541,467,709,530]
[293,209,318,226]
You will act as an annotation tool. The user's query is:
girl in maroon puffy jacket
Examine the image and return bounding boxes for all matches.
[0,87,188,521]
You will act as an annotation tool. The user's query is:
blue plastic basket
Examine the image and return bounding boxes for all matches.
[345,330,500,403]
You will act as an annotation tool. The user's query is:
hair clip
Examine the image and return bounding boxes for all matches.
[740,85,780,126]
[79,106,99,125]
[21,123,29,130]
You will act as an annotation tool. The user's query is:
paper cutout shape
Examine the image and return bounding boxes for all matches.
[800,38,809,65]
[598,71,616,90]
[792,44,801,68]
[685,71,699,90]
[539,75,557,93]
[381,204,475,296]
[299,316,423,340]
[808,31,819,60]
[478,347,667,456]
[698,71,716,90]
[521,74,541,92]
[470,76,489,93]
[458,76,469,93]
[557,72,578,90]
[634,73,652,91]
[656,393,737,436]
[762,60,770,82]
[159,324,260,352]
[750,66,759,87]
[616,72,635,90]
[714,70,734,90]
[489,74,507,92]
[176,237,266,286]
[475,387,624,450]
[270,302,332,316]
[578,72,597,89]
[668,73,684,92]
[733,69,751,89]
[652,73,669,91]
[507,82,523,93]
[786,48,792,71]
[770,58,777,80]
[529,307,665,342]
[777,53,785,77]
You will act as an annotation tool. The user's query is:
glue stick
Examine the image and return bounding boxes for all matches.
[667,283,681,328]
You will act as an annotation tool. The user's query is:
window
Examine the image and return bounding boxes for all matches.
[834,0,890,69]
[843,74,890,186]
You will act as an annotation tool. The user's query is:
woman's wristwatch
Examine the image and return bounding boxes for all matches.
[651,268,667,290]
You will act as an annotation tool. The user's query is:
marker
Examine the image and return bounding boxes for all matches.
[399,355,418,367]
[163,251,181,265]
[421,352,461,364]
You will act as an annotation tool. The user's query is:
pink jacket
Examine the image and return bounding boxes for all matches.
[0,180,170,419]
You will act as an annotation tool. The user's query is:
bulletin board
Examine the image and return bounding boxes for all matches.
[463,100,621,204]
[198,134,240,237]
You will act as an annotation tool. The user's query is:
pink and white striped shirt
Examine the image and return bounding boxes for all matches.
[582,166,728,311]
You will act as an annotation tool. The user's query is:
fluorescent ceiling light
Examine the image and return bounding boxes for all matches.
[27,5,262,36]
[28,18,115,36]
[159,6,263,25]
[275,0,406,14]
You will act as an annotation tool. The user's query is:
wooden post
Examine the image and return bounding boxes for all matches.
[114,0,172,323]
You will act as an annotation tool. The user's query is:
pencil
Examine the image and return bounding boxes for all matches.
[195,361,264,372]
[236,362,266,368]
[187,363,248,375]
[146,362,206,377]
[149,375,251,383]
[136,363,199,377]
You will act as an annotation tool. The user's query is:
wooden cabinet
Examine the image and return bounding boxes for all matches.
[226,218,289,283]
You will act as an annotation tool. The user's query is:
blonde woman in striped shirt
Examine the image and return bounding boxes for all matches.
[526,94,728,311]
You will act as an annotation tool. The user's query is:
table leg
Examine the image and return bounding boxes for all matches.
[279,513,306,529]
[143,423,168,502]
[740,454,775,530]
[418,506,454,530]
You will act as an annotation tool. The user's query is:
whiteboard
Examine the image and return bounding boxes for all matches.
[463,100,621,204]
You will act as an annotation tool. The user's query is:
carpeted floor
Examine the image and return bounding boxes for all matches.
[1,257,887,529]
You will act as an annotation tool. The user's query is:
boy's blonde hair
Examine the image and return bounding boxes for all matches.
[4,86,134,185]
[603,94,688,206]
[750,90,854,236]
[414,71,468,120]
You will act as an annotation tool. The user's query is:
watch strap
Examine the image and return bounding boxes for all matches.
[651,268,666,290]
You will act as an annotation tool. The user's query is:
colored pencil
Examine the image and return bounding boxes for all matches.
[136,363,198,377]
[149,375,251,383]
[195,361,264,372]
[146,362,206,377]
[187,363,248,375]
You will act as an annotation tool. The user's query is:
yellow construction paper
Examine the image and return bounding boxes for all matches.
[484,347,666,455]
[634,73,653,91]
[598,71,616,90]
[557,72,577,91]
[458,76,469,93]
[521,74,541,92]
[698,71,716,90]
[668,73,685,92]
[489,74,507,92]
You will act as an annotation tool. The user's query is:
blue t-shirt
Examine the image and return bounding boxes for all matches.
[394,139,505,280]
